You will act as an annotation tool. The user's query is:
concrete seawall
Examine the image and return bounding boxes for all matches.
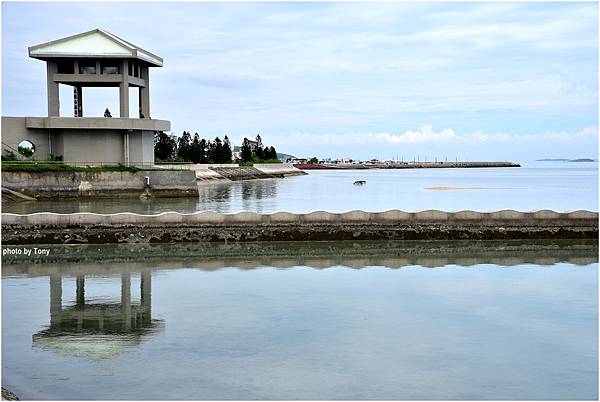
[2,209,597,244]
[295,161,520,170]
[156,163,307,181]
[1,170,199,199]
[253,163,307,176]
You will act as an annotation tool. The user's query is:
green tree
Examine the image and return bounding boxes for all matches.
[308,157,319,164]
[254,145,264,160]
[211,137,223,163]
[222,135,233,163]
[190,133,202,163]
[154,131,177,161]
[199,139,208,163]
[240,138,252,162]
[177,131,193,161]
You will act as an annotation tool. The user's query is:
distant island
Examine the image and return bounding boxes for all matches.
[276,152,296,161]
[536,158,596,162]
[569,158,596,162]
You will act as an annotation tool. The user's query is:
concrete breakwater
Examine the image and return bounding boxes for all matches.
[295,161,520,169]
[2,209,597,244]
[1,170,199,199]
[156,163,307,182]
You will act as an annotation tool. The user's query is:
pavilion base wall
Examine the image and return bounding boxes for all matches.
[2,117,156,167]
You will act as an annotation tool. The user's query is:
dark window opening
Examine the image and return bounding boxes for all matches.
[101,61,120,74]
[79,60,96,74]
[128,61,133,76]
[57,60,74,74]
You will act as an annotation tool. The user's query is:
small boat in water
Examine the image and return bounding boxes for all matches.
[353,180,366,185]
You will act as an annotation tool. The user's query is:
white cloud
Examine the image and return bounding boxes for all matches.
[272,126,599,146]
[374,126,457,144]
[575,126,599,138]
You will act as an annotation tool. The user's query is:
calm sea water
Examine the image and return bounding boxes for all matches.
[2,162,598,214]
[1,241,598,400]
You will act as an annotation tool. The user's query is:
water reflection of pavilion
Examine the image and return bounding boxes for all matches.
[32,272,163,360]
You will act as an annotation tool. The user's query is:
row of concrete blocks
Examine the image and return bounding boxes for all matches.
[2,209,598,226]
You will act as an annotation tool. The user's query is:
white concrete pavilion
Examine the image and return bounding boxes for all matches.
[2,29,170,166]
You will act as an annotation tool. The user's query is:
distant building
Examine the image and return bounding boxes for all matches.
[242,134,262,152]
[242,134,263,152]
[243,139,259,151]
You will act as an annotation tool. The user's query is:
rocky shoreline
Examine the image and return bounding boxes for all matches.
[1,388,19,401]
[157,163,307,182]
[3,221,597,244]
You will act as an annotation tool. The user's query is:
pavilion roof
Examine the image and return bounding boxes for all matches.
[28,28,163,67]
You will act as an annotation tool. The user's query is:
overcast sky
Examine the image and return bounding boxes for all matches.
[2,1,598,161]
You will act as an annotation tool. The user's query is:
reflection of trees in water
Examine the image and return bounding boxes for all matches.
[197,183,233,212]
[241,180,278,212]
[241,180,278,200]
[196,180,279,212]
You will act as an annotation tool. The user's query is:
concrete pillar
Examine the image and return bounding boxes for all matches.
[139,66,150,118]
[141,271,151,325]
[49,274,62,330]
[124,132,130,167]
[47,61,59,117]
[119,60,129,118]
[76,275,85,306]
[74,86,83,117]
[121,273,131,331]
